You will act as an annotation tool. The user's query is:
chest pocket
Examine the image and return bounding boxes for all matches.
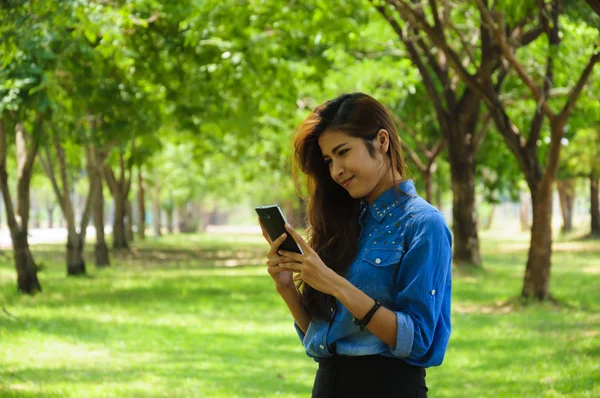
[362,248,403,267]
[356,248,404,299]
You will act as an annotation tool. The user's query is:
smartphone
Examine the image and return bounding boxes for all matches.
[255,205,304,254]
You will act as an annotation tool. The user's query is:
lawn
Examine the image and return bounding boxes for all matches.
[0,230,598,397]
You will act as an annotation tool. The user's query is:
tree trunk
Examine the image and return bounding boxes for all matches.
[12,230,41,293]
[485,204,496,230]
[448,153,481,266]
[126,199,134,242]
[104,149,132,250]
[32,207,41,228]
[521,116,569,300]
[0,116,42,294]
[522,179,554,299]
[423,169,433,204]
[46,204,54,228]
[556,179,575,232]
[86,144,110,267]
[436,181,443,213]
[166,208,174,233]
[137,168,146,240]
[113,190,128,249]
[152,184,162,238]
[177,204,195,233]
[38,132,97,276]
[520,190,531,232]
[91,175,110,266]
[66,232,86,275]
[591,171,600,237]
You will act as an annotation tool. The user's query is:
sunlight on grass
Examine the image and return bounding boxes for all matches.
[1,232,599,397]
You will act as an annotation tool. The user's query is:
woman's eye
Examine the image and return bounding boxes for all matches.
[339,149,349,156]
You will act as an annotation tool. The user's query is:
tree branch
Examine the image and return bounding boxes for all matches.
[388,0,491,104]
[473,113,492,152]
[38,144,65,214]
[79,170,96,240]
[536,0,552,37]
[391,113,431,154]
[478,1,556,120]
[426,137,445,169]
[428,0,442,33]
[15,119,40,232]
[104,165,117,196]
[373,3,449,125]
[446,20,477,67]
[0,116,20,234]
[557,48,600,123]
[53,136,71,220]
[585,0,600,17]
[520,24,544,47]
[399,137,426,171]
[410,29,451,94]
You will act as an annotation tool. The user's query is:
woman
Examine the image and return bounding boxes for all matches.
[259,93,452,397]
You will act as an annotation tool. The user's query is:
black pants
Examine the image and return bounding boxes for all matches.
[311,355,428,398]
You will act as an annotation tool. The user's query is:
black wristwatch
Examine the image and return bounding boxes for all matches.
[353,299,382,331]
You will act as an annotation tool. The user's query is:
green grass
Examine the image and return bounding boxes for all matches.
[0,230,599,397]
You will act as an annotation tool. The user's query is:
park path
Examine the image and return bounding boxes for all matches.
[0,225,262,249]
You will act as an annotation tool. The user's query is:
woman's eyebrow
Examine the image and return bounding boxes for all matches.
[323,142,349,158]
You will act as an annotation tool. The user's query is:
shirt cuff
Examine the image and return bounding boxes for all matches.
[390,311,414,357]
[294,321,306,344]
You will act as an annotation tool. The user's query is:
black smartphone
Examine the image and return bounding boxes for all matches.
[255,205,304,254]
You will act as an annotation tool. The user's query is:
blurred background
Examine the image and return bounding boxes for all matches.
[1,1,599,397]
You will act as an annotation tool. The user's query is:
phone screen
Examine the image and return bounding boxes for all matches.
[255,205,303,254]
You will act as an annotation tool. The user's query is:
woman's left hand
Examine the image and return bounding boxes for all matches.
[277,223,341,296]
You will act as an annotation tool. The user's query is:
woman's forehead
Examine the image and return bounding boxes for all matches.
[318,130,356,153]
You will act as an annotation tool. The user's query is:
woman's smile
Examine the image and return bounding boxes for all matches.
[342,176,354,188]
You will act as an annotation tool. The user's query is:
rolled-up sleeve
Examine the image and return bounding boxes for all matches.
[387,210,452,365]
[294,321,306,344]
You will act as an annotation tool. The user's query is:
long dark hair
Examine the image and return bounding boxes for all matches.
[292,93,408,320]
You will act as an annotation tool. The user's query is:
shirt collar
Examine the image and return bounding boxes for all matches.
[365,180,416,223]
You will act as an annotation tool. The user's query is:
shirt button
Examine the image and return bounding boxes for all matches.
[330,307,334,312]
[430,290,436,295]
[375,258,381,264]
[319,344,325,350]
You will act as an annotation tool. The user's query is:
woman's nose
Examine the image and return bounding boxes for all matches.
[332,161,344,178]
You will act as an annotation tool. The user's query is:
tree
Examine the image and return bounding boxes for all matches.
[0,0,68,292]
[0,115,42,293]
[370,1,598,298]
[37,120,96,275]
[367,0,543,266]
[476,1,598,298]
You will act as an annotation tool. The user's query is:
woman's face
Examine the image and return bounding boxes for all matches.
[318,129,392,203]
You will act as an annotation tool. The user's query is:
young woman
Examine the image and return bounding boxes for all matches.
[259,93,452,397]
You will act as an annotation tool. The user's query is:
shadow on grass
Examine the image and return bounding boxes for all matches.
[28,246,266,270]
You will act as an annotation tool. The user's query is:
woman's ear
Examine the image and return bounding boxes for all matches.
[377,129,390,153]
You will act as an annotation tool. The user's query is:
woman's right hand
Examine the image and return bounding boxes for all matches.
[259,218,295,292]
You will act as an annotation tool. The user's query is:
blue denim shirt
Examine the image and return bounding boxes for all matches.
[294,180,452,368]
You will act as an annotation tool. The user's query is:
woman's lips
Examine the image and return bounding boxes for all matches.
[342,176,354,187]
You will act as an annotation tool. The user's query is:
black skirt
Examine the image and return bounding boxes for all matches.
[311,355,428,398]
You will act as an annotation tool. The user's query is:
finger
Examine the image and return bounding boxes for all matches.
[267,264,289,276]
[267,233,288,256]
[284,223,311,252]
[279,262,304,272]
[277,250,301,262]
[266,258,285,267]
